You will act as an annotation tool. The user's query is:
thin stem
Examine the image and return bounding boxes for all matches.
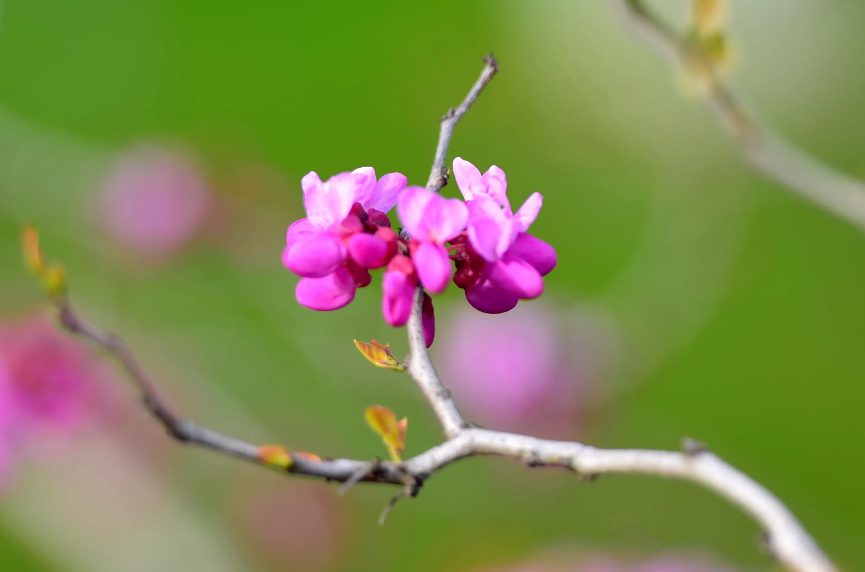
[425,53,499,193]
[406,288,465,438]
[614,0,865,233]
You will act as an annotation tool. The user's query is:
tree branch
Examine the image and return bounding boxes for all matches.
[425,52,499,193]
[45,52,837,572]
[613,0,865,233]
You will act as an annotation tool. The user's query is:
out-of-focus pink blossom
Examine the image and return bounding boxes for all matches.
[235,482,347,572]
[99,145,212,262]
[438,304,577,434]
[451,158,557,313]
[284,168,407,311]
[0,315,102,486]
[397,186,468,294]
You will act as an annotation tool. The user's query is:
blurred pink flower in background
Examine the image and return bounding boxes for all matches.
[98,144,212,262]
[233,481,347,572]
[438,303,583,438]
[0,314,103,487]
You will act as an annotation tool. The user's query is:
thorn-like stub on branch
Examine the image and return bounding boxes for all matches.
[442,107,457,122]
[338,458,383,496]
[378,481,417,525]
[756,531,774,556]
[436,387,453,400]
[522,452,542,468]
[483,51,499,71]
[682,437,708,456]
[58,304,78,332]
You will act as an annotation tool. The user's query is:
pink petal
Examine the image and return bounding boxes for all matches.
[426,196,469,243]
[282,233,347,278]
[303,172,356,231]
[301,171,323,194]
[414,241,452,294]
[286,218,315,250]
[465,280,519,314]
[381,271,416,327]
[397,186,436,241]
[295,267,357,311]
[508,233,557,276]
[348,233,390,269]
[467,194,508,225]
[453,157,484,201]
[488,257,544,299]
[365,172,407,213]
[398,187,468,243]
[482,165,511,214]
[350,167,377,207]
[422,293,435,348]
[514,192,543,232]
[467,217,504,263]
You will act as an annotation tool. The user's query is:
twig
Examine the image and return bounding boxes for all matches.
[45,53,837,572]
[614,0,865,233]
[337,459,379,496]
[405,288,465,438]
[425,52,499,193]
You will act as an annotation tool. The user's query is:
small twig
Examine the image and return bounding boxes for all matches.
[405,287,465,438]
[614,0,865,233]
[425,52,499,193]
[378,483,416,525]
[338,459,380,496]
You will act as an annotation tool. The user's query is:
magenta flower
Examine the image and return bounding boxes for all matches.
[397,186,468,294]
[451,158,557,313]
[381,254,417,327]
[283,167,407,311]
[98,145,212,263]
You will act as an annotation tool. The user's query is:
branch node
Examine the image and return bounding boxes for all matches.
[483,51,499,71]
[757,531,774,556]
[682,437,708,457]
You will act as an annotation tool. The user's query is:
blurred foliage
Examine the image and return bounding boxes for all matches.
[1,1,864,571]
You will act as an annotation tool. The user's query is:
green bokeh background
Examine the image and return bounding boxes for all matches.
[0,1,863,571]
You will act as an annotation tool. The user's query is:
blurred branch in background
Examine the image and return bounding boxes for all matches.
[24,55,840,572]
[614,0,865,233]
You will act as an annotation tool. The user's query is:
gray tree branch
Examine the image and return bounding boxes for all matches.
[613,0,865,233]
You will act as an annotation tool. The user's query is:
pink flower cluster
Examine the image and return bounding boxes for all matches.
[282,159,557,346]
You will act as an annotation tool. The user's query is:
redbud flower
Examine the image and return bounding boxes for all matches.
[284,167,407,311]
[381,254,417,327]
[397,186,468,294]
[452,158,557,313]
